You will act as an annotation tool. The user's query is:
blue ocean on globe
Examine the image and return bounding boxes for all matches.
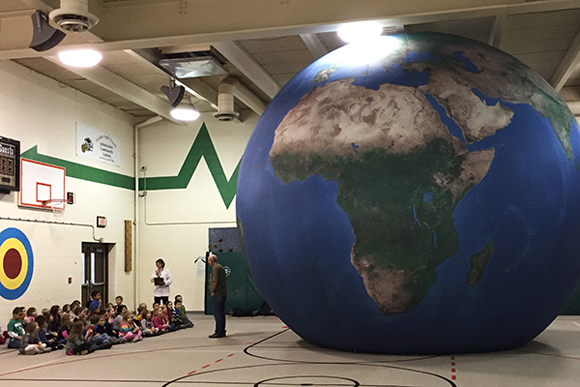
[236,33,580,354]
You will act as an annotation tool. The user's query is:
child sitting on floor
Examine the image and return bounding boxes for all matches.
[139,309,157,336]
[165,301,180,331]
[20,321,51,355]
[48,305,62,333]
[57,313,72,345]
[89,290,103,314]
[35,315,63,350]
[134,303,147,324]
[26,307,37,324]
[151,306,168,333]
[7,307,26,349]
[66,321,92,355]
[0,322,5,345]
[118,310,142,342]
[87,314,112,350]
[174,299,194,328]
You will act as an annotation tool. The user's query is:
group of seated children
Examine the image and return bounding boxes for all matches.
[0,293,194,356]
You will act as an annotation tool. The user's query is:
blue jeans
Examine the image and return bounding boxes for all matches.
[211,294,226,335]
[7,338,21,349]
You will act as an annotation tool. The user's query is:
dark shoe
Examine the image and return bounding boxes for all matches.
[208,333,225,338]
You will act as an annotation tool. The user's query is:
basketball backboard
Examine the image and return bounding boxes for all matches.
[18,158,65,210]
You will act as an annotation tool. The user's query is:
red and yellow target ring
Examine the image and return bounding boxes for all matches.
[0,228,34,300]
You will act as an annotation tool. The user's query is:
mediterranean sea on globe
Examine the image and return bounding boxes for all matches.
[236,32,580,354]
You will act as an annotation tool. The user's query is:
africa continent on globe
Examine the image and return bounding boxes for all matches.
[236,33,580,354]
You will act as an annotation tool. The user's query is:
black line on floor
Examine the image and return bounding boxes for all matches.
[161,361,457,387]
[254,374,360,387]
[243,329,442,365]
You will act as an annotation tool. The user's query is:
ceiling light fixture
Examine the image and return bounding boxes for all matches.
[58,49,102,67]
[170,99,200,122]
[337,21,383,43]
[160,79,185,107]
[29,10,66,52]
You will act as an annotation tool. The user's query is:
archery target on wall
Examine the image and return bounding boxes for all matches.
[0,228,34,300]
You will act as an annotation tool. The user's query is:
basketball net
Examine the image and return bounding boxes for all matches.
[43,199,67,216]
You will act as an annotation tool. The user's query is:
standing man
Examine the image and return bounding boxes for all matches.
[208,254,227,338]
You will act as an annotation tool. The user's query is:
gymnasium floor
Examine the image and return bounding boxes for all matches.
[0,314,579,386]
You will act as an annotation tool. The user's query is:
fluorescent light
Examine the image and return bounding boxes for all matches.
[338,22,383,43]
[170,106,200,121]
[58,49,102,67]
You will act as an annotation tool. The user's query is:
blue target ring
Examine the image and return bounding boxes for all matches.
[0,228,34,300]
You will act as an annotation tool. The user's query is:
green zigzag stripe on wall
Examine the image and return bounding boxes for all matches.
[139,122,241,208]
[21,146,135,190]
[21,122,240,209]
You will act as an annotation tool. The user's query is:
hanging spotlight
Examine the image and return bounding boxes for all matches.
[337,21,383,43]
[29,10,66,52]
[170,97,200,122]
[58,49,102,67]
[160,80,185,108]
[171,105,200,121]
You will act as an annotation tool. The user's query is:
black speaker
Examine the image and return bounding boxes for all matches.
[161,84,185,107]
[29,10,66,52]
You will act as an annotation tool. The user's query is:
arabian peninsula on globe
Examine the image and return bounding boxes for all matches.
[236,33,580,354]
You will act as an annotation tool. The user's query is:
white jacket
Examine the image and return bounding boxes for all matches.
[151,268,172,297]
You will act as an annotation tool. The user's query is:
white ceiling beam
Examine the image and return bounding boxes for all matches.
[551,28,580,91]
[45,57,181,124]
[300,34,328,60]
[4,0,580,60]
[89,0,580,43]
[176,78,219,111]
[565,100,580,115]
[559,86,580,100]
[213,41,281,100]
[21,0,58,14]
[488,14,507,47]
[229,78,267,115]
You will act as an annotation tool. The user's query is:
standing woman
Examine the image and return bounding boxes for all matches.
[151,258,172,305]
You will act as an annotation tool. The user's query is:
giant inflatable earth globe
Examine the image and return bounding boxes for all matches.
[236,32,580,354]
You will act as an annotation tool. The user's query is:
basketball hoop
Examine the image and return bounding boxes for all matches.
[43,198,67,216]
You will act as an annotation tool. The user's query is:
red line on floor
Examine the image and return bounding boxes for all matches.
[451,355,457,382]
[187,353,233,376]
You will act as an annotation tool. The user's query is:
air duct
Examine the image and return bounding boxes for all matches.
[49,0,99,33]
[213,77,240,122]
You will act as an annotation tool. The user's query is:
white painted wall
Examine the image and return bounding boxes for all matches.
[0,60,135,323]
[137,113,256,310]
[0,60,257,326]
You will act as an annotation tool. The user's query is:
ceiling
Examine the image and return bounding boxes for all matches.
[1,0,580,125]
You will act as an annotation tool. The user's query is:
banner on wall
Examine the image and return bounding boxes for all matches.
[76,123,121,166]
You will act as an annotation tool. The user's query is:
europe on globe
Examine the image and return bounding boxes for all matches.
[236,33,580,354]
